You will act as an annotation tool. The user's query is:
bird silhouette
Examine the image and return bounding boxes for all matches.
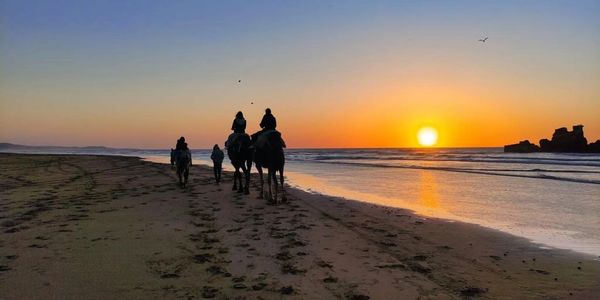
[478,37,488,42]
[238,80,241,83]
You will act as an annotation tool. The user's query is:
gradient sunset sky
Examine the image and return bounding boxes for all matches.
[1,0,599,148]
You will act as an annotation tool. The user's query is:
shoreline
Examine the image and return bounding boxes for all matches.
[285,174,600,258]
[1,153,599,299]
[291,186,600,260]
[144,154,600,257]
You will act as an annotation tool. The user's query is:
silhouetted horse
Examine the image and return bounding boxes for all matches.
[175,149,191,188]
[227,134,252,194]
[251,131,286,203]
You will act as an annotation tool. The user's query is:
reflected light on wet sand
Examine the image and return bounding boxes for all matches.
[285,170,456,220]
[419,170,440,211]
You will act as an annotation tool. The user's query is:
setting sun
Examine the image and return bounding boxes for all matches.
[417,127,438,147]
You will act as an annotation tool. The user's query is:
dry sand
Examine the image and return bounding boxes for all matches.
[0,154,598,299]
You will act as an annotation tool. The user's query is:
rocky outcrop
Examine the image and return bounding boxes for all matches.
[504,125,599,153]
[503,140,540,153]
[539,125,587,152]
[588,140,600,153]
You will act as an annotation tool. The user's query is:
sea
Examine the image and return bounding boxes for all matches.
[3,146,599,256]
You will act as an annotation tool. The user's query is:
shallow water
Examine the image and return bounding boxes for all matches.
[283,149,600,256]
[4,147,600,256]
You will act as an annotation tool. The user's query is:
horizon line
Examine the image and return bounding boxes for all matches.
[0,142,503,151]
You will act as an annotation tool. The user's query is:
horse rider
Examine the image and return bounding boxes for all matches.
[173,137,192,168]
[260,108,277,132]
[226,111,247,148]
[255,108,285,148]
[175,136,185,150]
[175,141,192,187]
[179,142,192,166]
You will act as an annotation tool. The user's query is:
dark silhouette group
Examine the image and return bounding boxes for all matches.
[171,108,287,203]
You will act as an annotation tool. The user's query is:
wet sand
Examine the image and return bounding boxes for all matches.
[1,153,599,299]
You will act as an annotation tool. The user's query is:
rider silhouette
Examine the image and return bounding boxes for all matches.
[227,111,247,148]
[175,136,185,150]
[259,108,276,131]
[255,108,285,148]
[232,111,246,133]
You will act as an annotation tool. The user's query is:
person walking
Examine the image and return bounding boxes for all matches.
[211,144,224,184]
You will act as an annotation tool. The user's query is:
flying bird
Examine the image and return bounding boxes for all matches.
[238,80,241,83]
[478,37,488,42]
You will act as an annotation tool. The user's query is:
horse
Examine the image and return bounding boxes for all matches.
[251,131,286,203]
[175,149,191,188]
[226,133,252,194]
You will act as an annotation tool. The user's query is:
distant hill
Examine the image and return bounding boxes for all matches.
[0,143,111,150]
[0,143,35,149]
[0,143,149,155]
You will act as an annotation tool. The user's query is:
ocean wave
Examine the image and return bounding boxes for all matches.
[286,154,600,167]
[287,159,600,185]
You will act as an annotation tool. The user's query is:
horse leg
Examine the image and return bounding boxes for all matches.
[238,165,245,193]
[272,169,279,204]
[256,166,264,199]
[232,168,238,191]
[280,167,287,202]
[238,163,246,193]
[184,167,189,186]
[244,160,251,195]
[266,169,273,203]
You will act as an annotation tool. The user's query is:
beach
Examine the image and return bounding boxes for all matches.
[1,154,599,299]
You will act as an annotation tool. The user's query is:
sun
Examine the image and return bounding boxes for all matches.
[417,127,438,147]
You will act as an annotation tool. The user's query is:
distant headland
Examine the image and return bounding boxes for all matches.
[504,125,600,153]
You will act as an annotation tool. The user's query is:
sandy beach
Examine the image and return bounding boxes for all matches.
[0,153,598,299]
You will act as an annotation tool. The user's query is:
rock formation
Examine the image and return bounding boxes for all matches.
[504,125,600,153]
[503,140,540,153]
[588,140,600,153]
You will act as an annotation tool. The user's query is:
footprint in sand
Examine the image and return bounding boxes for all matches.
[192,253,214,264]
[146,259,185,279]
[0,265,12,272]
[316,260,333,268]
[280,286,295,295]
[206,265,231,277]
[349,294,370,300]
[281,263,306,275]
[233,283,247,289]
[201,286,219,298]
[251,282,267,290]
[275,251,292,261]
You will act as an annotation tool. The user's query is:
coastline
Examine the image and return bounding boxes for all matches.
[1,153,598,299]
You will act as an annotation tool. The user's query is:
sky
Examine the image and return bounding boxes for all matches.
[1,0,599,149]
